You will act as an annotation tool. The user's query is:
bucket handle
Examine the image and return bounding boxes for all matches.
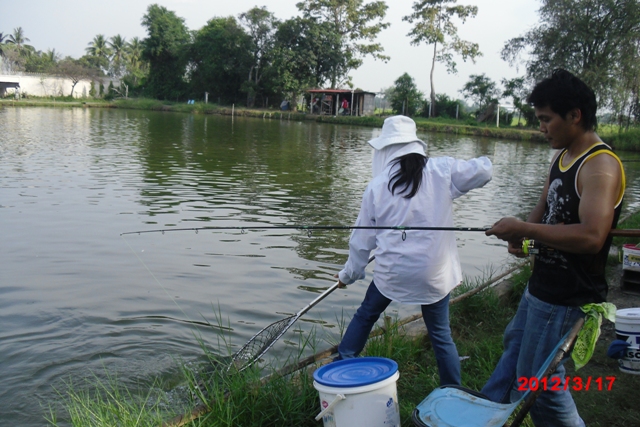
[315,393,346,421]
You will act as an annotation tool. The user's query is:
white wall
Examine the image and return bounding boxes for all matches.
[0,73,120,98]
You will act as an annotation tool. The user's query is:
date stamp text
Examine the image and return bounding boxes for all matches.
[517,376,616,392]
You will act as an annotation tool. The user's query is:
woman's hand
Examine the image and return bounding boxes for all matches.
[334,273,347,288]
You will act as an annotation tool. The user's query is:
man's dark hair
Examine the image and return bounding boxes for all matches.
[527,69,598,131]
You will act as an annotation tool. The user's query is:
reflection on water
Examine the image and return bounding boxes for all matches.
[1,107,640,425]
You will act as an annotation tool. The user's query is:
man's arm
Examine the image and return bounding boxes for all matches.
[488,153,622,254]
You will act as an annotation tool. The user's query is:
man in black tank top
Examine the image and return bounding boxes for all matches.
[480,69,625,427]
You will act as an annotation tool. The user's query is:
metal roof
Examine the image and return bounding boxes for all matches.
[307,88,376,95]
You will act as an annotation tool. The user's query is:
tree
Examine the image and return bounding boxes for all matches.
[404,0,482,117]
[85,34,112,72]
[24,48,60,73]
[271,17,344,108]
[1,45,26,72]
[296,0,389,88]
[238,6,279,107]
[0,32,8,57]
[606,36,640,127]
[6,27,34,54]
[106,80,115,100]
[187,17,253,104]
[124,36,147,86]
[78,54,107,76]
[141,4,191,100]
[109,34,127,78]
[424,93,466,119]
[391,73,424,116]
[501,77,534,126]
[460,73,500,113]
[56,58,98,97]
[501,0,640,110]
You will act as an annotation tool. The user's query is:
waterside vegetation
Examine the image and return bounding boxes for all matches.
[0,96,548,143]
[6,96,640,150]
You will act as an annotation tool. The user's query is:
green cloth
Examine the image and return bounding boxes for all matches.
[572,303,616,370]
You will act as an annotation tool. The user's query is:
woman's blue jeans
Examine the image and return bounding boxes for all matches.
[481,288,586,427]
[338,281,461,386]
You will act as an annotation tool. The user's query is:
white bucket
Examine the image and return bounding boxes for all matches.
[615,307,640,374]
[313,357,401,427]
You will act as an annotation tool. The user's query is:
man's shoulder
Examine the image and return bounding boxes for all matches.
[577,145,625,205]
[581,147,623,173]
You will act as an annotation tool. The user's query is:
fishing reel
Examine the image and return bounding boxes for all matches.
[521,239,556,256]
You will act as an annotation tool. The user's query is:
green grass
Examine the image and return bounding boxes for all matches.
[601,126,640,152]
[46,372,171,427]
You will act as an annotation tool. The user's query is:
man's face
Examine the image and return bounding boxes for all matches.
[534,105,579,149]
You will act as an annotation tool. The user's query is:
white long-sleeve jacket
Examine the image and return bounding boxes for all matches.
[338,156,492,304]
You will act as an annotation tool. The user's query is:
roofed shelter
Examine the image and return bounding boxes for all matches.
[307,89,376,116]
[0,75,20,98]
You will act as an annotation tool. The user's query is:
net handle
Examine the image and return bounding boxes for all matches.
[230,254,375,372]
[297,254,375,317]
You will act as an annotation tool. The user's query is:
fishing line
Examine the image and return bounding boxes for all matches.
[120,234,209,332]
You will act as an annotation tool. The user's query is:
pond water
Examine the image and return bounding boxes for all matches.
[2,107,640,425]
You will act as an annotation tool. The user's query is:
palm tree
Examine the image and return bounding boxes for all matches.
[0,32,8,57]
[125,37,146,84]
[126,37,143,66]
[109,34,127,77]
[43,49,60,65]
[6,27,33,52]
[86,34,112,60]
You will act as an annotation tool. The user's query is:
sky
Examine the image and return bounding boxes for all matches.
[1,0,541,100]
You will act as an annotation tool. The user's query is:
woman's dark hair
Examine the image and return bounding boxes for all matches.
[527,68,598,131]
[388,153,428,198]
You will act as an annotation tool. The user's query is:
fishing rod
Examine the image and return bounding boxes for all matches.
[121,225,490,237]
[121,225,640,240]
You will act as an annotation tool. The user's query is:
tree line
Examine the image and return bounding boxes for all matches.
[1,0,640,127]
[0,1,390,107]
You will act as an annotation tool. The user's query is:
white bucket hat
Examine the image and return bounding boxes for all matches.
[368,115,426,150]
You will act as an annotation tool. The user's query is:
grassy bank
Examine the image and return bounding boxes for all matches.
[603,127,640,152]
[8,97,640,149]
[1,97,546,142]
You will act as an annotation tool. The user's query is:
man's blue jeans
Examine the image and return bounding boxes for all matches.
[338,281,461,386]
[481,288,586,427]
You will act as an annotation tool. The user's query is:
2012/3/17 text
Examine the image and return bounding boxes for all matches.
[517,376,616,392]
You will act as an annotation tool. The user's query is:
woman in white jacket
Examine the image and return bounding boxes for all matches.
[336,115,492,386]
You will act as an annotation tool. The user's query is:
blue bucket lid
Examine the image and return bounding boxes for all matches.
[313,357,398,387]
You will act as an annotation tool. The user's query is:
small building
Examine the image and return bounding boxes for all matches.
[0,75,20,98]
[306,89,376,116]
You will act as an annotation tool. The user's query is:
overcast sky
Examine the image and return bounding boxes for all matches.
[1,0,541,100]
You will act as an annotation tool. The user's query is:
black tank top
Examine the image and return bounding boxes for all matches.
[528,143,625,306]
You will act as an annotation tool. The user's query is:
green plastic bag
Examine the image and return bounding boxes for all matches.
[572,303,616,370]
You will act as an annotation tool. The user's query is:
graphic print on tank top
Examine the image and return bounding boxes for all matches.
[538,176,572,269]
